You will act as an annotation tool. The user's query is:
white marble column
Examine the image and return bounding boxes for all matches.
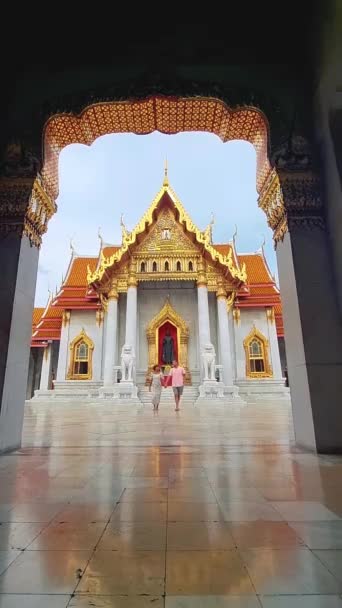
[56,312,70,381]
[103,283,118,386]
[39,342,53,390]
[124,263,138,373]
[266,308,283,380]
[197,262,211,351]
[232,309,245,380]
[216,290,234,386]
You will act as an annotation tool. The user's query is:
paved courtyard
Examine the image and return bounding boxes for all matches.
[0,399,342,606]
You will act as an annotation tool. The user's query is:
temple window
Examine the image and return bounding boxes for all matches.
[243,327,272,378]
[188,261,193,271]
[176,261,181,271]
[152,261,157,272]
[165,260,169,271]
[248,338,265,373]
[140,261,146,272]
[67,330,94,380]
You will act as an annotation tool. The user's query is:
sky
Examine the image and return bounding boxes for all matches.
[35,132,277,306]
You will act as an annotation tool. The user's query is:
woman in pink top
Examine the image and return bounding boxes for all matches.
[169,360,185,411]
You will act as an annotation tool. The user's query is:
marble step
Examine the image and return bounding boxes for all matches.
[139,387,199,404]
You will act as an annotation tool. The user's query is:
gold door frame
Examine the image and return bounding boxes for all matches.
[146,298,191,383]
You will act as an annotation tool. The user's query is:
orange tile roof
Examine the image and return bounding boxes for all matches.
[45,305,63,318]
[32,307,44,326]
[32,303,63,344]
[213,244,232,256]
[237,253,274,284]
[58,288,88,298]
[102,246,120,258]
[65,257,97,287]
[249,286,278,295]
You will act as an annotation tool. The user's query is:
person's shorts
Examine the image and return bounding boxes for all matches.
[172,386,184,397]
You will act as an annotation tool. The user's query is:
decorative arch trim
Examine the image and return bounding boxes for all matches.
[43,97,271,200]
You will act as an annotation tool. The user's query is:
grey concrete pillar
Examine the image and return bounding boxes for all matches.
[261,160,342,452]
[0,232,39,451]
[0,156,56,452]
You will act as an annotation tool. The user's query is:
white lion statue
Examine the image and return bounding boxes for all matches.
[121,344,135,381]
[201,343,216,381]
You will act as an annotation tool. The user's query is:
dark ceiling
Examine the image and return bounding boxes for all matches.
[0,0,339,147]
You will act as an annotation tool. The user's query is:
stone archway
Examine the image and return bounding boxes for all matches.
[1,92,342,454]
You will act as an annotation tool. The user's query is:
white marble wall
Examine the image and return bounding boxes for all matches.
[137,282,203,376]
[58,310,104,381]
[233,308,283,381]
[52,288,283,392]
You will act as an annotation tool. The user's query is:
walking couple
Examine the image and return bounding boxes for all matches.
[148,360,185,411]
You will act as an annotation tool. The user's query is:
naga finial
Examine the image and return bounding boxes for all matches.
[120,214,130,242]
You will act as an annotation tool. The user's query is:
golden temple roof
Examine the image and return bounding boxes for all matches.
[32,176,284,341]
[87,180,247,286]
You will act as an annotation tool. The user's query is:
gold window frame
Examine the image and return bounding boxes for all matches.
[67,328,94,380]
[243,325,273,378]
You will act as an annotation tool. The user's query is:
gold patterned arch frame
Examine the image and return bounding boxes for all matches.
[146,298,190,381]
[243,325,273,379]
[67,328,94,380]
[42,97,271,200]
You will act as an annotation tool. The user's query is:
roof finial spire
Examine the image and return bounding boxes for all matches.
[163,157,169,187]
[232,224,238,246]
[257,234,266,255]
[98,226,103,248]
[261,234,266,252]
[70,237,75,256]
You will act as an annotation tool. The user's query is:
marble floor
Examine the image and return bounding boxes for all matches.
[0,399,342,606]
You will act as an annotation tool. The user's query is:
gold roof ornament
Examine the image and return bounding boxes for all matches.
[226,291,236,312]
[163,158,169,187]
[203,212,215,245]
[120,214,131,244]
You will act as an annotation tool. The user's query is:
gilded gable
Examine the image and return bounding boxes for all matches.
[134,207,200,256]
